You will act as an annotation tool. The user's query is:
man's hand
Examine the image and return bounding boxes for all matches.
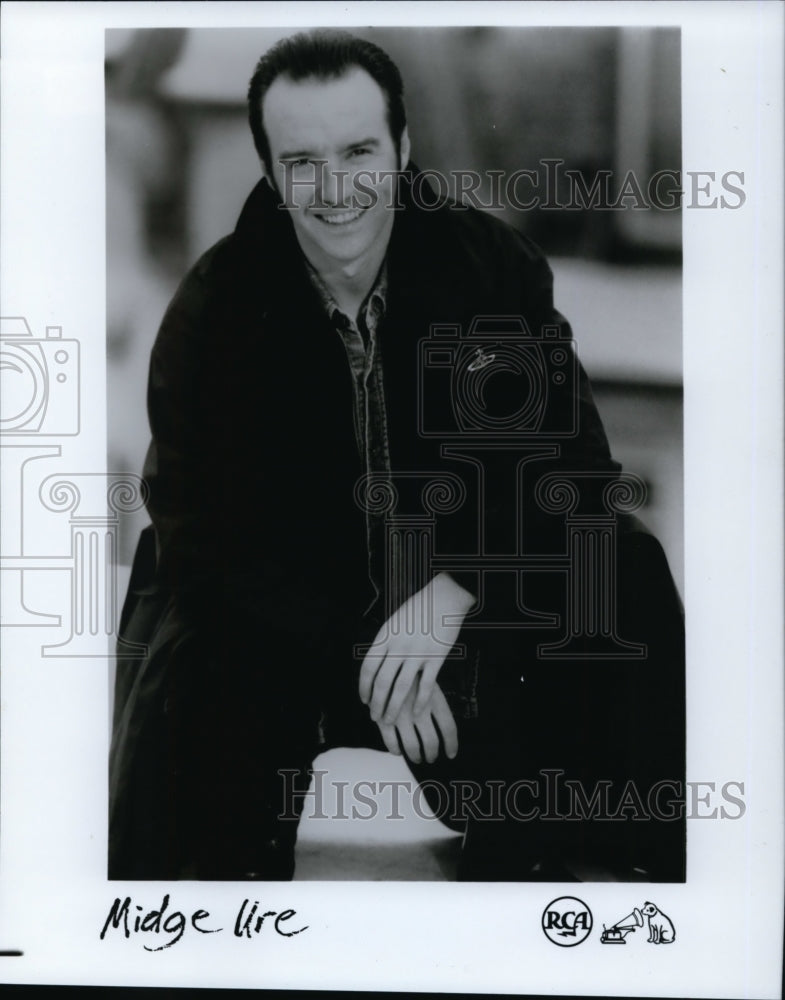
[359,572,476,723]
[375,678,459,764]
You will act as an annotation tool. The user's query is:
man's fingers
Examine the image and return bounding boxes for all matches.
[412,660,442,716]
[414,713,440,764]
[377,681,457,763]
[368,658,403,720]
[381,660,421,724]
[430,686,459,759]
[396,721,422,764]
[377,721,401,756]
[358,642,387,704]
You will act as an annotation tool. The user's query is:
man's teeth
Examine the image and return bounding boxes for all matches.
[317,210,363,225]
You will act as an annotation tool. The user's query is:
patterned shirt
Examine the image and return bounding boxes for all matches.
[306,260,479,721]
[306,261,392,601]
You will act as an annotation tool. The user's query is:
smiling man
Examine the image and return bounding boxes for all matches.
[261,65,406,312]
[109,30,685,883]
[248,46,474,765]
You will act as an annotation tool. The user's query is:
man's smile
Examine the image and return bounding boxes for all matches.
[312,207,366,226]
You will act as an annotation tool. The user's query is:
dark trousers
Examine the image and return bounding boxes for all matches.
[109,525,686,882]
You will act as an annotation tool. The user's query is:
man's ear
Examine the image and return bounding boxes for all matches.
[399,126,411,171]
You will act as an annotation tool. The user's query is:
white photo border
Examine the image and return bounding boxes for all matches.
[0,1,782,996]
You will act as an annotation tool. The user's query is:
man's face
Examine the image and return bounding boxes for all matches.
[261,67,410,272]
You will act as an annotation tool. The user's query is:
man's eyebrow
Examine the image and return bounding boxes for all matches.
[277,138,380,162]
[344,138,380,152]
[278,149,322,162]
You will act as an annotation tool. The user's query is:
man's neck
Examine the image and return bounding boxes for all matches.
[302,230,391,322]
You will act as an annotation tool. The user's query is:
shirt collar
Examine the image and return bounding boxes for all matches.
[305,259,388,331]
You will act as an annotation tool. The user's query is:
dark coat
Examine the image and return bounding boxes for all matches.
[109,169,684,880]
[140,167,619,622]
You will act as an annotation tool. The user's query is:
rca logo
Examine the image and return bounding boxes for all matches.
[542,896,593,946]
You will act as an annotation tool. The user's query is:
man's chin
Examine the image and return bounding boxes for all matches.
[305,230,377,267]
[291,208,393,272]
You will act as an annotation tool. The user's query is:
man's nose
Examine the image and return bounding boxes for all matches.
[316,162,349,208]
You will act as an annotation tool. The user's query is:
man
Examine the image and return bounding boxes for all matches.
[109,30,685,881]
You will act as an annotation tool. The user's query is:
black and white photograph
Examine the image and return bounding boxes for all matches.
[1,2,783,995]
[106,24,687,886]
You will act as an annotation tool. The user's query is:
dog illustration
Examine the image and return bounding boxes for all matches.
[642,902,675,944]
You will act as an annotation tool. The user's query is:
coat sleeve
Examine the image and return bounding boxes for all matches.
[443,227,622,599]
[140,245,327,636]
[141,254,230,612]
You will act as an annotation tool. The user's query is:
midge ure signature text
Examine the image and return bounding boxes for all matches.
[100,894,309,950]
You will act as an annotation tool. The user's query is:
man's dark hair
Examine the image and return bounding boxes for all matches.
[247,30,407,175]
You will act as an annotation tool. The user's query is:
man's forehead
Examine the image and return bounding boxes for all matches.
[262,66,389,151]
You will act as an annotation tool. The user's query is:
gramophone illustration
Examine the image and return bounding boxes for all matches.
[600,906,644,944]
[600,901,676,945]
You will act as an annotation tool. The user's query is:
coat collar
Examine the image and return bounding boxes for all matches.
[230,164,464,319]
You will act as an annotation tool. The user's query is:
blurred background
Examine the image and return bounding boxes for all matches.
[105,26,683,880]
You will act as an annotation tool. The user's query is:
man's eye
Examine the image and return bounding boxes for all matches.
[348,147,371,158]
[280,158,314,170]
